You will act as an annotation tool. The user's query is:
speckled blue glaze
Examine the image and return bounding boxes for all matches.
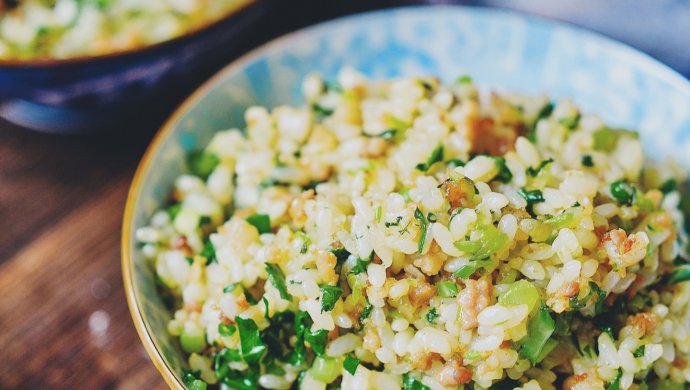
[125,6,690,386]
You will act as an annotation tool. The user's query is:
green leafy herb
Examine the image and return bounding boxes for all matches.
[519,304,556,365]
[265,264,293,301]
[304,328,329,356]
[581,155,594,167]
[246,214,271,234]
[607,368,623,390]
[436,281,459,298]
[610,180,635,205]
[403,373,431,390]
[385,216,403,228]
[447,159,465,168]
[668,265,690,284]
[415,144,444,172]
[350,255,372,275]
[414,208,428,253]
[360,300,373,323]
[183,371,208,390]
[218,323,237,337]
[492,156,513,183]
[528,102,554,142]
[426,308,439,324]
[518,188,545,207]
[167,203,182,220]
[633,345,645,358]
[201,240,216,265]
[320,285,343,312]
[312,103,334,119]
[660,178,677,194]
[526,158,553,177]
[343,354,360,376]
[235,317,267,364]
[188,150,220,179]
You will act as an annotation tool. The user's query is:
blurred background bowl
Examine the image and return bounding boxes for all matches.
[0,0,274,133]
[122,5,690,388]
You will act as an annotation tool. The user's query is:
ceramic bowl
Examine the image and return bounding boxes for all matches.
[0,0,270,133]
[122,5,690,388]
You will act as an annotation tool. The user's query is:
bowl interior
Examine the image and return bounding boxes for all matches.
[123,5,690,387]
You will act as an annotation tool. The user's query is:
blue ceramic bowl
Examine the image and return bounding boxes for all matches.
[123,5,690,388]
[0,0,271,133]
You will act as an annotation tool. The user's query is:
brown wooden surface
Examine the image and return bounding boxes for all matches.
[0,122,164,390]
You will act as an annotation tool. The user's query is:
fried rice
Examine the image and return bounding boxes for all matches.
[136,69,690,390]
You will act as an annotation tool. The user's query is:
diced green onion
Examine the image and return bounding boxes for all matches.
[343,354,360,375]
[518,188,545,207]
[456,75,473,84]
[436,281,459,298]
[265,263,293,301]
[499,280,539,312]
[426,308,439,324]
[492,156,513,183]
[188,150,220,179]
[218,323,236,337]
[581,155,594,167]
[320,285,343,312]
[310,356,340,384]
[414,208,428,253]
[454,264,479,279]
[415,144,444,172]
[660,178,677,194]
[526,158,553,177]
[559,113,580,130]
[180,330,207,354]
[519,304,556,365]
[403,373,431,390]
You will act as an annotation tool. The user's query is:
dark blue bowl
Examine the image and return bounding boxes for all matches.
[0,1,272,133]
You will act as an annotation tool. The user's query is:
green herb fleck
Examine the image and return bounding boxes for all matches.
[415,144,444,172]
[343,354,360,376]
[610,180,635,205]
[414,208,428,253]
[246,214,271,234]
[581,155,594,167]
[320,285,343,312]
[426,308,439,324]
[188,150,220,179]
[436,281,459,298]
[265,263,293,301]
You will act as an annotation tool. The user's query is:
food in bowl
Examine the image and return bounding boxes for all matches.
[135,69,690,389]
[0,0,249,60]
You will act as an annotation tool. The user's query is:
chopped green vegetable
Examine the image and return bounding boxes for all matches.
[499,280,539,312]
[593,127,638,152]
[581,155,594,167]
[403,373,430,390]
[426,308,439,324]
[519,304,556,365]
[265,263,293,301]
[304,328,329,356]
[167,203,182,220]
[526,158,553,177]
[359,300,373,324]
[415,144,444,172]
[456,75,473,84]
[183,371,208,390]
[343,354,360,375]
[235,317,267,364]
[610,180,635,205]
[218,323,237,337]
[436,281,459,298]
[377,129,398,140]
[660,178,677,194]
[312,103,334,119]
[454,224,509,260]
[447,159,465,168]
[320,285,343,312]
[559,113,580,130]
[180,330,206,354]
[518,188,545,207]
[528,102,554,142]
[311,356,340,383]
[374,206,382,223]
[454,264,479,279]
[544,210,576,229]
[188,150,220,179]
[246,214,271,234]
[491,156,513,183]
[668,265,690,284]
[633,345,645,358]
[201,240,216,265]
[414,207,428,253]
[607,368,623,390]
[350,254,372,275]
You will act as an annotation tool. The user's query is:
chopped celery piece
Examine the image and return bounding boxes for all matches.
[499,280,539,311]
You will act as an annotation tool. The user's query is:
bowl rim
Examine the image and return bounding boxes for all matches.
[0,0,254,69]
[121,4,690,388]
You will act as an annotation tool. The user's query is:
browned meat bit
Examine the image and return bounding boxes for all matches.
[440,177,480,212]
[562,373,588,390]
[436,355,472,386]
[457,279,492,330]
[289,189,315,229]
[626,312,660,338]
[408,279,437,307]
[316,250,339,285]
[410,352,440,371]
[172,235,193,255]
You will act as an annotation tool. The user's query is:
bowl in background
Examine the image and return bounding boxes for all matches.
[0,0,272,133]
[122,5,690,388]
